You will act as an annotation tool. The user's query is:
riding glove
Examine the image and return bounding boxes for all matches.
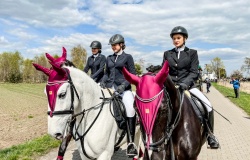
[116,84,126,94]
[179,83,188,90]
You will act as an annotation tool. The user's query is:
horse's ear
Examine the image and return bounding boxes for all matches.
[122,67,140,86]
[62,47,67,59]
[49,61,66,75]
[45,53,55,62]
[155,61,169,84]
[32,63,51,76]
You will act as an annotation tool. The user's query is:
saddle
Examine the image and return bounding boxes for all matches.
[185,91,207,124]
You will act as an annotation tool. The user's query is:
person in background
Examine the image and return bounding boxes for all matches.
[197,65,203,91]
[100,34,138,157]
[230,77,240,98]
[162,26,219,149]
[84,41,106,83]
[206,78,211,93]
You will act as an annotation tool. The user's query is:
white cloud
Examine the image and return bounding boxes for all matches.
[0,0,94,27]
[0,36,9,44]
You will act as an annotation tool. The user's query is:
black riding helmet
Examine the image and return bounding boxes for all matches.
[90,41,102,49]
[109,34,125,45]
[170,26,188,39]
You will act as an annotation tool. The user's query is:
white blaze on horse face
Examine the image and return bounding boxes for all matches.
[47,83,72,139]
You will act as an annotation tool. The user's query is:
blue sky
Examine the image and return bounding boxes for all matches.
[0,0,249,75]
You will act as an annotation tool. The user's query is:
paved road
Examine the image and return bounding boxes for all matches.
[39,85,250,160]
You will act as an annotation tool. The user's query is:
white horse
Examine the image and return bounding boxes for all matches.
[33,48,142,160]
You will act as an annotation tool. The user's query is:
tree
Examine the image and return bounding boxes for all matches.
[241,57,250,77]
[70,45,87,70]
[32,54,50,82]
[137,58,145,73]
[135,63,143,75]
[211,57,225,79]
[219,68,227,78]
[22,59,33,83]
[0,51,23,82]
[204,64,212,74]
[230,70,243,79]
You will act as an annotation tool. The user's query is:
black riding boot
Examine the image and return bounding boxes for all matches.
[126,115,138,158]
[206,110,220,149]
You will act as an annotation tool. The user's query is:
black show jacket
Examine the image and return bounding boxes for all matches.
[163,47,199,88]
[84,53,106,83]
[102,51,136,90]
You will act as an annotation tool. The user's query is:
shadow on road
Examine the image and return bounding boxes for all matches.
[70,148,128,160]
[226,95,235,98]
[243,116,250,119]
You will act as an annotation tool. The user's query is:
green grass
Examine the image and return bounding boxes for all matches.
[213,82,250,116]
[0,82,46,98]
[0,134,61,160]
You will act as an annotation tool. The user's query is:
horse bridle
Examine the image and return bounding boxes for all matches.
[46,68,79,117]
[139,87,184,155]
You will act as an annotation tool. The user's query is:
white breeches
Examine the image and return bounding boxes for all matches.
[112,86,135,117]
[120,90,135,117]
[189,88,212,112]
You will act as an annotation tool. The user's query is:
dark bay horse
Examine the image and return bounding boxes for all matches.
[122,61,206,160]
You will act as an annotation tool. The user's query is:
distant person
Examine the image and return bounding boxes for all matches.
[196,65,203,91]
[206,79,211,93]
[84,41,106,83]
[230,77,240,98]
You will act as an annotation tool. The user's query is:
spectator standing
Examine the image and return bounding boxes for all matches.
[206,79,211,93]
[230,78,240,98]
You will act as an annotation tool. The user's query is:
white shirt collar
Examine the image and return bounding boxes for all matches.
[115,49,123,56]
[93,53,99,58]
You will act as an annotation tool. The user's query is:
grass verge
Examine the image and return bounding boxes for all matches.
[212,82,250,116]
[0,134,60,160]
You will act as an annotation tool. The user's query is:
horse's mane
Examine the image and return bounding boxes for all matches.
[145,64,175,90]
[62,60,76,68]
[145,64,178,107]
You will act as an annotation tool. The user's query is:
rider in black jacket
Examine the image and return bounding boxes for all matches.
[163,26,220,149]
[100,34,138,157]
[84,41,106,83]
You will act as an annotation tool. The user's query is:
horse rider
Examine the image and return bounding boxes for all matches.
[84,41,106,83]
[100,34,138,157]
[162,26,220,149]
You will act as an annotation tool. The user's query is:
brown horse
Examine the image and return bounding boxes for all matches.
[122,61,206,160]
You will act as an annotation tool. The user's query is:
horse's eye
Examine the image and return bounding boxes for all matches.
[59,92,66,99]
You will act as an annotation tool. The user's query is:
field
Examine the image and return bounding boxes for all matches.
[0,83,48,150]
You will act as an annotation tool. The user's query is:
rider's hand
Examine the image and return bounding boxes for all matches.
[100,81,106,89]
[179,83,188,90]
[116,84,126,94]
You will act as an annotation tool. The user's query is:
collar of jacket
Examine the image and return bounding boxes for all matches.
[171,46,190,53]
[92,53,101,58]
